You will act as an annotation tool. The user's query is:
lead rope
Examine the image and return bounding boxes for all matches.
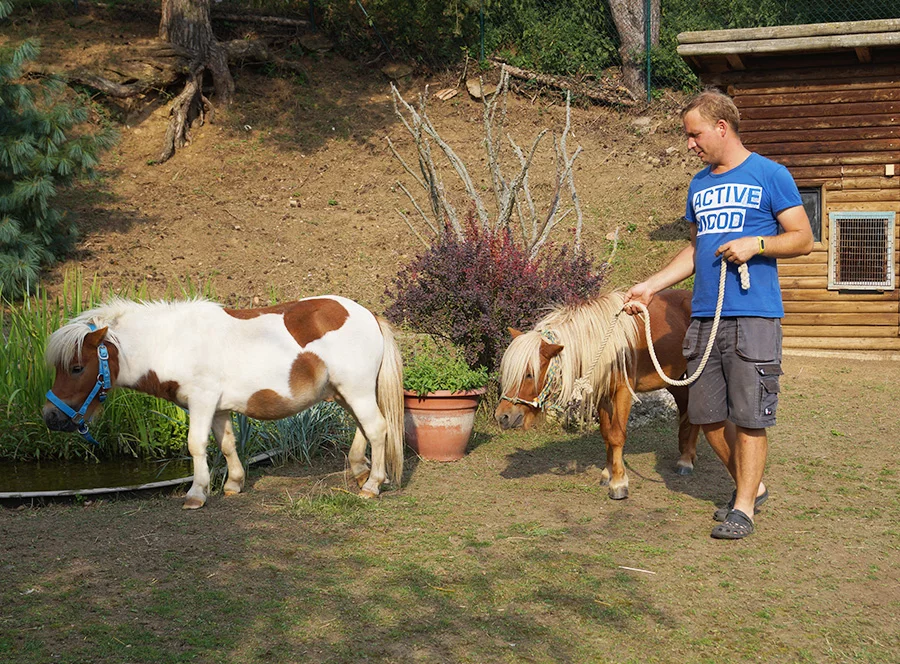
[568,259,748,425]
[629,259,748,387]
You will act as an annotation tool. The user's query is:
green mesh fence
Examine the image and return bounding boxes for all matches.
[213,1,900,102]
[651,0,900,96]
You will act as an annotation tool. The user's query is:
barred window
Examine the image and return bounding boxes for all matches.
[828,212,895,291]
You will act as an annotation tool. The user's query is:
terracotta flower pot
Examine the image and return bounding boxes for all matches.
[403,388,486,461]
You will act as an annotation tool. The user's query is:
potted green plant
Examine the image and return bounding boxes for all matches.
[403,339,489,461]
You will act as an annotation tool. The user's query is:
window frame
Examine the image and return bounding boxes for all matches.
[827,211,896,291]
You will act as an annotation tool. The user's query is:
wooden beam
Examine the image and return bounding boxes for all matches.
[828,189,900,202]
[743,115,900,133]
[793,178,842,189]
[744,126,900,145]
[784,337,900,350]
[840,177,900,190]
[677,30,900,58]
[758,139,900,156]
[783,325,899,337]
[740,100,900,120]
[782,291,897,303]
[722,62,900,86]
[780,251,828,265]
[783,313,898,326]
[784,165,886,179]
[732,75,898,97]
[829,203,900,215]
[784,301,899,313]
[738,88,900,108]
[779,264,827,278]
[678,19,900,45]
[726,53,745,70]
[779,277,829,289]
[773,153,900,167]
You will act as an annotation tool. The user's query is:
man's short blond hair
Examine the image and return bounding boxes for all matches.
[681,89,741,134]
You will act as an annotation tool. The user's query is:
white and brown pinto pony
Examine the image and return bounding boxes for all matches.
[495,289,699,500]
[43,296,404,508]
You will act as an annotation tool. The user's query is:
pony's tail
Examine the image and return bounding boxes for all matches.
[375,316,405,486]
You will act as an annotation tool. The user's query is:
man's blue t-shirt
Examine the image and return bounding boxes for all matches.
[685,152,802,318]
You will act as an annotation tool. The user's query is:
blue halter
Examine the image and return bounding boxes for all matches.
[45,323,112,446]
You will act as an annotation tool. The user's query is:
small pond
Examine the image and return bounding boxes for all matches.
[0,457,194,499]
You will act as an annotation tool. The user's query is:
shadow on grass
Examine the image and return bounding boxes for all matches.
[0,463,679,663]
[497,417,734,508]
[399,430,495,488]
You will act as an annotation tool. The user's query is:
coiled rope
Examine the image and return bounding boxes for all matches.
[628,259,747,387]
[568,259,748,423]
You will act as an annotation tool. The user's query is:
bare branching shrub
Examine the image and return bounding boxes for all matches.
[387,67,584,259]
[386,71,611,370]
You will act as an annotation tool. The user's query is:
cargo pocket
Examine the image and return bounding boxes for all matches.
[682,319,702,361]
[757,363,783,420]
[736,318,782,362]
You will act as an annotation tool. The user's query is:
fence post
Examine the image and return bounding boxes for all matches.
[645,0,652,102]
[480,1,485,62]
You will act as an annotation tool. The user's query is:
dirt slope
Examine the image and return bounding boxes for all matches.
[3,6,696,310]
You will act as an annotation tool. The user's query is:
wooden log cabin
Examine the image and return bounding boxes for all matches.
[678,19,900,351]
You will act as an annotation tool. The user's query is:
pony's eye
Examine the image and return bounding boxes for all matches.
[525,372,533,380]
[71,365,85,375]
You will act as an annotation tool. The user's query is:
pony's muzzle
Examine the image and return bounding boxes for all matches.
[495,407,524,430]
[42,404,77,432]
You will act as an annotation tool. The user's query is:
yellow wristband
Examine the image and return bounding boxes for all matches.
[757,236,765,255]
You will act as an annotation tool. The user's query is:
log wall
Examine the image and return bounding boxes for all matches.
[717,54,900,350]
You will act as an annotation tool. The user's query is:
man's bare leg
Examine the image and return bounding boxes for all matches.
[702,421,767,516]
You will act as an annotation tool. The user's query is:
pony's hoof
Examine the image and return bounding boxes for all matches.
[182,496,205,509]
[358,489,378,499]
[354,469,370,489]
[674,463,694,476]
[608,486,629,500]
[223,481,243,496]
[599,476,610,487]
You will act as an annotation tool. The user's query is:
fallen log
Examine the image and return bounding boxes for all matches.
[492,60,637,106]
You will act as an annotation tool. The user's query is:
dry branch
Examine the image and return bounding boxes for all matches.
[388,66,587,257]
[492,60,637,106]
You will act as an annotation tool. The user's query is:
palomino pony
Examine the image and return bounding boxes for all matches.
[495,289,699,500]
[43,295,405,508]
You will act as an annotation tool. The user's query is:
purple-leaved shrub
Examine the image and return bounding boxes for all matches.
[386,221,609,370]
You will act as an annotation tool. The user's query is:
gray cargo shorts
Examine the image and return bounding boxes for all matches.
[683,317,783,429]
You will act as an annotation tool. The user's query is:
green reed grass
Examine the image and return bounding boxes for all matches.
[0,272,353,465]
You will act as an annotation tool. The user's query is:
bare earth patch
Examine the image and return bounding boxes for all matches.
[6,7,696,308]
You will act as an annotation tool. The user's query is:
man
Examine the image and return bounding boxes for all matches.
[624,90,813,539]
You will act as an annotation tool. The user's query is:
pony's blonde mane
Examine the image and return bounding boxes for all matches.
[45,297,216,368]
[499,291,640,410]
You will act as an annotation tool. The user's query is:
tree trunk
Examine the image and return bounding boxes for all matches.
[608,0,660,99]
[157,0,234,163]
